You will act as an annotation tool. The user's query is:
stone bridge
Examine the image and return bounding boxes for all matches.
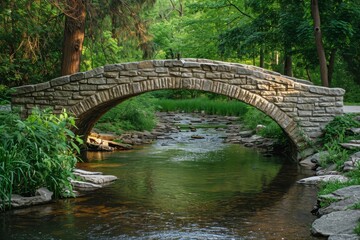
[11,59,345,157]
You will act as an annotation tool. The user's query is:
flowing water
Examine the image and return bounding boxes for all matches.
[0,119,320,240]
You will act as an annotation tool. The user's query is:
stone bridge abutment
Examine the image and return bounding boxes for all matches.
[11,59,345,158]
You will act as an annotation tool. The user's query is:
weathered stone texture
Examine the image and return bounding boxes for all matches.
[11,58,345,153]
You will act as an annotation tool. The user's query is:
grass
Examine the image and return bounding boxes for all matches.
[0,109,82,210]
[155,97,249,116]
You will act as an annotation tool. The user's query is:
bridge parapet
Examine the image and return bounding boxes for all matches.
[12,59,345,155]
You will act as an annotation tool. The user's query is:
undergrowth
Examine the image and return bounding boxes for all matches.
[0,109,82,211]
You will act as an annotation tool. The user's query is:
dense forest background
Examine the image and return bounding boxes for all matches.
[1,0,360,102]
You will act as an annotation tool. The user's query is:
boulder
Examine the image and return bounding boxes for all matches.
[297,175,348,185]
[10,187,53,208]
[299,155,317,169]
[318,185,360,215]
[311,210,360,237]
[309,151,329,165]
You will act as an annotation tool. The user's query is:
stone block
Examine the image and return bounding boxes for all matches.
[120,71,138,76]
[70,72,85,81]
[201,63,218,71]
[98,85,116,90]
[181,73,193,78]
[153,60,165,67]
[104,64,124,71]
[80,85,98,91]
[205,72,221,79]
[103,72,119,78]
[32,92,45,97]
[298,110,312,116]
[53,91,72,98]
[85,66,104,78]
[80,91,96,96]
[257,84,269,90]
[35,82,50,91]
[155,67,169,73]
[283,96,298,103]
[297,104,315,110]
[221,73,234,79]
[138,60,154,69]
[230,78,247,85]
[194,73,205,79]
[123,62,139,70]
[236,67,252,75]
[183,62,201,68]
[169,72,181,77]
[326,107,343,114]
[13,85,35,95]
[72,93,84,100]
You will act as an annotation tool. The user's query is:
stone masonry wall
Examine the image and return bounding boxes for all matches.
[11,58,345,151]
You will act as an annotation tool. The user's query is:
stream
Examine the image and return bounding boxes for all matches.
[0,113,320,240]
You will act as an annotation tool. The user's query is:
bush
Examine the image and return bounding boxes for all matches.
[96,94,157,132]
[0,85,13,105]
[0,109,82,210]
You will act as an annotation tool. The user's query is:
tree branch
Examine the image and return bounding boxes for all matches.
[226,0,253,19]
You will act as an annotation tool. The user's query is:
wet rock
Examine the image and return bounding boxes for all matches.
[310,151,329,165]
[319,185,360,202]
[74,168,102,175]
[328,234,360,240]
[299,154,317,169]
[191,135,205,139]
[311,210,360,237]
[255,124,266,133]
[319,196,360,216]
[10,188,53,208]
[350,128,360,134]
[70,179,102,191]
[239,130,253,138]
[316,170,339,176]
[297,175,348,185]
[341,141,360,150]
[75,174,118,185]
[343,152,360,172]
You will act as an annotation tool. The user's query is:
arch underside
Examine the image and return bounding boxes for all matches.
[69,78,305,149]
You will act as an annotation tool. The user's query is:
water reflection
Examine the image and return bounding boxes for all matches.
[0,128,319,240]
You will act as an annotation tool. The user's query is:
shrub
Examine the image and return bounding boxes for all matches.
[96,94,157,132]
[0,109,82,210]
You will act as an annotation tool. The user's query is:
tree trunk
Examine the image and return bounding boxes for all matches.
[311,0,328,87]
[61,0,86,76]
[328,48,337,87]
[259,47,264,68]
[284,43,293,77]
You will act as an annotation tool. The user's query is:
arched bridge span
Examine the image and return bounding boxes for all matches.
[11,59,345,155]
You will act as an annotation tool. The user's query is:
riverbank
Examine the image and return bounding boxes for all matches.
[297,114,360,239]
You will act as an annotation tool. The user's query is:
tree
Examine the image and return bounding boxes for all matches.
[311,0,328,87]
[60,0,86,76]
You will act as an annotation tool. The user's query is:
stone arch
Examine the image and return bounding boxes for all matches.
[11,58,346,157]
[69,78,303,147]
